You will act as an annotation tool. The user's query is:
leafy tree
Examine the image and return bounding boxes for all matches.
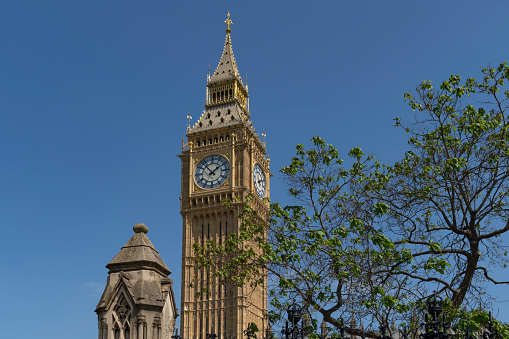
[443,306,509,339]
[192,62,509,336]
[194,137,408,337]
[376,62,509,309]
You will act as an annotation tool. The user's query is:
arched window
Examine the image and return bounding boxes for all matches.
[114,323,120,339]
[113,293,131,339]
[124,325,130,339]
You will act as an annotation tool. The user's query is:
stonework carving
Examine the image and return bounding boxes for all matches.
[153,315,162,328]
[114,294,131,324]
[96,224,178,339]
[164,322,175,339]
[136,316,146,326]
[118,271,131,280]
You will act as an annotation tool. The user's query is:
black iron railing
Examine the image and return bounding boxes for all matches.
[171,293,501,339]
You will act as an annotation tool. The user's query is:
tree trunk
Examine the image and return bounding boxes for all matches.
[451,241,480,308]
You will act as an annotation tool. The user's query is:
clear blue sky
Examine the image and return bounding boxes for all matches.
[1,1,508,338]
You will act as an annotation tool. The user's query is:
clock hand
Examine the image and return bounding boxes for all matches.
[209,165,220,176]
[204,164,214,173]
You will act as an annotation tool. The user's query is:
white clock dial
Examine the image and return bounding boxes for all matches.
[195,155,230,189]
[253,163,266,198]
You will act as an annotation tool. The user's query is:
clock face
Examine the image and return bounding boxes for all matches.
[195,155,230,189]
[253,163,266,198]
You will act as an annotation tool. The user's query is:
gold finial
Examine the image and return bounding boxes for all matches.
[224,12,233,33]
[186,111,192,132]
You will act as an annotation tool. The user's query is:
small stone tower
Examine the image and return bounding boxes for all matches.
[96,223,178,339]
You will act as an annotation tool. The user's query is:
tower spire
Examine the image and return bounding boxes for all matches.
[208,12,243,86]
[188,13,251,134]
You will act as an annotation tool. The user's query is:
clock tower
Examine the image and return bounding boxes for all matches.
[179,13,270,339]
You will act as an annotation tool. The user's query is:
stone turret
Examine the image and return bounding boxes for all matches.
[96,223,178,339]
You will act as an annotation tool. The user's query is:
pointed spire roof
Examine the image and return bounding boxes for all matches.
[208,12,244,86]
[106,223,171,276]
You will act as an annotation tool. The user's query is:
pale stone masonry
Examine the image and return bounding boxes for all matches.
[179,13,270,339]
[96,223,178,339]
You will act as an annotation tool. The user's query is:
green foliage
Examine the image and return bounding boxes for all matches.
[439,300,509,339]
[191,62,509,335]
[192,135,412,334]
[387,61,509,308]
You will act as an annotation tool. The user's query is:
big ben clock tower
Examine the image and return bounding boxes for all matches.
[179,13,269,339]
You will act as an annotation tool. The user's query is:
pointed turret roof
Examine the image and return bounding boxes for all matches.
[106,223,171,276]
[208,12,244,86]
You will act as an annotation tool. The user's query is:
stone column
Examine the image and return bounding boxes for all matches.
[101,317,108,339]
[153,316,161,339]
[137,316,146,339]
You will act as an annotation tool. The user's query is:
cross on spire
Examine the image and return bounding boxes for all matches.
[224,12,233,33]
